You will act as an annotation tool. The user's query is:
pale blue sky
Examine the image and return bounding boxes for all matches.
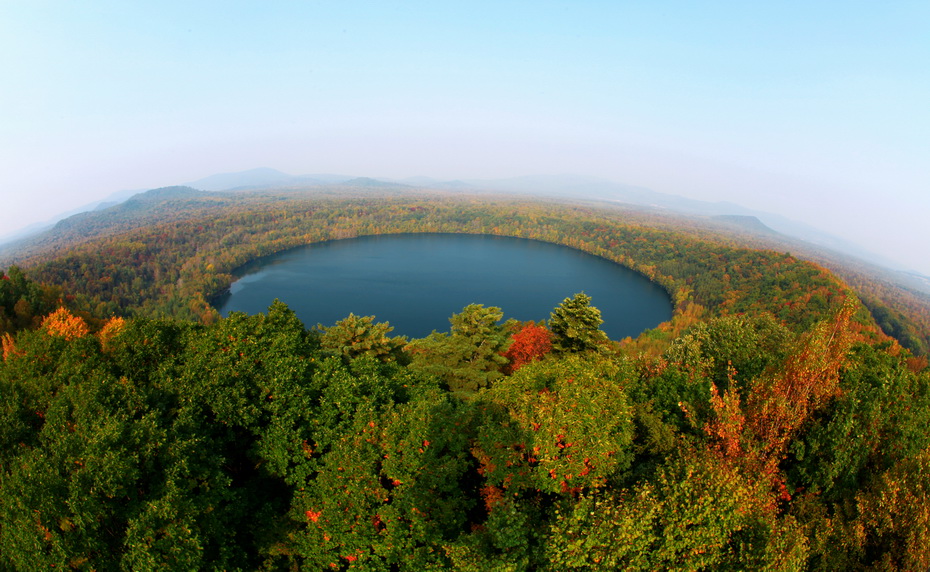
[2,1,928,273]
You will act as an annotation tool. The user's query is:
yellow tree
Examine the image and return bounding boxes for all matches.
[41,308,89,341]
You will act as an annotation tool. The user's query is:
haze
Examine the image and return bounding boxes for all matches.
[2,2,928,275]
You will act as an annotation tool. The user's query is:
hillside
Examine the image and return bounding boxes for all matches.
[1,190,929,569]
[6,177,927,354]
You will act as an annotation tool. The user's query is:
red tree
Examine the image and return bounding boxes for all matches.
[503,322,553,373]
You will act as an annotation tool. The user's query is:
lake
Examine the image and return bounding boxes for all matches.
[214,233,673,339]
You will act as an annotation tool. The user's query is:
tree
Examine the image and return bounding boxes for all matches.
[502,322,552,373]
[41,307,89,340]
[319,313,407,364]
[408,304,513,392]
[854,445,930,570]
[545,448,808,570]
[475,355,635,495]
[549,293,608,353]
[288,389,474,569]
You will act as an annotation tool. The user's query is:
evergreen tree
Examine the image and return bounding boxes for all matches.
[319,313,407,364]
[549,293,608,353]
[409,304,513,392]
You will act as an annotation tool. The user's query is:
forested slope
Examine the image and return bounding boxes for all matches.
[1,189,928,569]
[3,187,926,354]
[2,191,860,332]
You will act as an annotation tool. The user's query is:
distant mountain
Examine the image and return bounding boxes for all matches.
[0,186,228,262]
[711,215,780,236]
[0,169,354,247]
[340,177,412,189]
[1,168,912,277]
[122,186,209,204]
[397,177,473,190]
[184,168,354,191]
[185,167,300,191]
[399,176,444,186]
[0,187,142,245]
[454,174,707,211]
[42,187,212,238]
[438,174,907,272]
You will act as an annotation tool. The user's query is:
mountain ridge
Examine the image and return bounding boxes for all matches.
[1,168,921,280]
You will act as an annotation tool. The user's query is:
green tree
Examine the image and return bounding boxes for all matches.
[409,304,513,392]
[854,444,930,570]
[549,293,609,353]
[0,324,260,570]
[474,355,636,495]
[545,448,809,570]
[288,389,474,569]
[319,313,407,364]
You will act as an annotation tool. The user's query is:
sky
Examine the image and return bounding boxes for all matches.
[2,1,929,274]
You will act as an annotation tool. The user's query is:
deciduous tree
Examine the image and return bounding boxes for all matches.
[502,322,552,373]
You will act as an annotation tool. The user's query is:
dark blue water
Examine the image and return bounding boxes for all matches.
[214,233,673,339]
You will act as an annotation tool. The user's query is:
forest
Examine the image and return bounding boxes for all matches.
[1,188,929,570]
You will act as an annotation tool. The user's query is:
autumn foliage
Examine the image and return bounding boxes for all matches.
[97,316,127,351]
[702,300,858,505]
[745,301,855,466]
[40,307,89,340]
[1,333,18,362]
[502,322,552,373]
[1,195,929,569]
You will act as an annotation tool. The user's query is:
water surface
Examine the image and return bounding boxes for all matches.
[215,234,673,339]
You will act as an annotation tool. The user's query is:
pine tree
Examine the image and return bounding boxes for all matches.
[549,293,608,353]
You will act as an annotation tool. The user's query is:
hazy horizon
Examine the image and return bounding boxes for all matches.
[2,2,928,274]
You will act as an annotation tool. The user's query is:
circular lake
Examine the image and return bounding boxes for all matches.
[214,233,673,339]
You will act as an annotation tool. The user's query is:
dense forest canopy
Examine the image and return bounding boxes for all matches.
[1,188,929,569]
[3,187,927,355]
